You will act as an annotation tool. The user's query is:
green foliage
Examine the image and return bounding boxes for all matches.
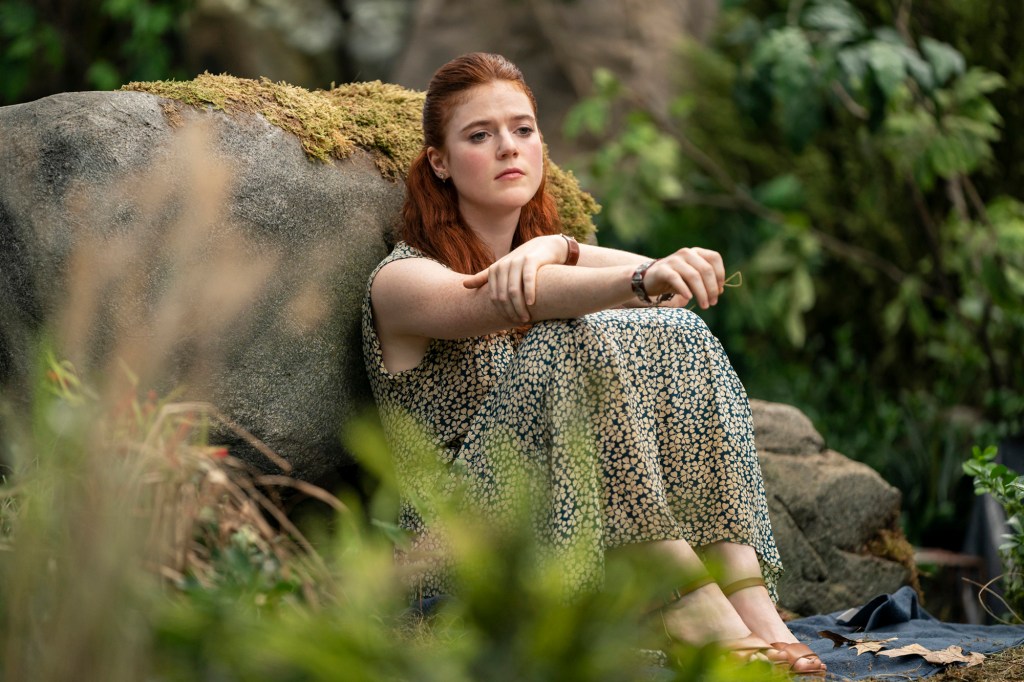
[565,0,1022,545]
[0,0,192,105]
[1,354,781,681]
[963,445,1024,620]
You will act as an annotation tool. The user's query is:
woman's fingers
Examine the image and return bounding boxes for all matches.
[523,257,539,306]
[668,249,721,308]
[647,251,719,308]
[463,269,489,289]
[508,259,529,322]
[464,259,531,323]
[664,270,692,306]
[694,247,726,294]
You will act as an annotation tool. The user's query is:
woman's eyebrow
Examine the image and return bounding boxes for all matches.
[458,114,535,134]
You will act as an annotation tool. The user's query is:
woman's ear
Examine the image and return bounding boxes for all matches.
[426,146,447,178]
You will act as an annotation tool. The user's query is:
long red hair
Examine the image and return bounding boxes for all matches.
[402,52,563,274]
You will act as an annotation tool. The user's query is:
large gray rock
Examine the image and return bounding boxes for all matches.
[0,90,402,483]
[751,399,913,615]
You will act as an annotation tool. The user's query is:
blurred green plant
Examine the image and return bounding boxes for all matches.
[565,0,1023,545]
[963,445,1024,623]
[0,0,192,105]
[1,351,784,681]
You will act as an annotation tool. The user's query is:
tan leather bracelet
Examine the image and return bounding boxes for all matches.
[561,234,580,266]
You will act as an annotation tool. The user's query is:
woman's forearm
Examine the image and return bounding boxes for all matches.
[577,243,650,268]
[525,263,638,320]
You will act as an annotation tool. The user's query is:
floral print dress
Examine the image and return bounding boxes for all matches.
[362,242,782,601]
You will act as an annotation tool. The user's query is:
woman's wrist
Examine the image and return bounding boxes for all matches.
[560,234,579,266]
[631,260,675,306]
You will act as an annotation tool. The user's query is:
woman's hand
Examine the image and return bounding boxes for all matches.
[641,247,726,309]
[462,235,569,323]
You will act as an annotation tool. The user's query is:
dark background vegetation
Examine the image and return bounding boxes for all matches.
[2,0,1021,554]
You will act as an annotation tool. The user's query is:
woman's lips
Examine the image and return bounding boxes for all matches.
[495,168,525,179]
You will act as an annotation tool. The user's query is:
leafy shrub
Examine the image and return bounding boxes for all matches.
[0,0,192,105]
[963,445,1024,622]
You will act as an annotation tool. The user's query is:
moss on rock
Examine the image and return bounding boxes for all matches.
[865,527,921,597]
[122,73,598,240]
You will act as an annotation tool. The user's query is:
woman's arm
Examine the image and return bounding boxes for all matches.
[372,247,725,341]
[576,243,650,268]
[461,236,654,321]
[371,257,635,342]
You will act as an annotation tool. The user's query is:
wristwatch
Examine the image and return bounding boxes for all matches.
[632,260,675,305]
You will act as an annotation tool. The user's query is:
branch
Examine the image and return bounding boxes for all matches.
[910,181,957,301]
[811,229,927,290]
[831,81,870,120]
[896,0,914,46]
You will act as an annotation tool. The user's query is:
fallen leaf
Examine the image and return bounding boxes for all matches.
[851,638,897,655]
[818,630,856,648]
[816,631,897,653]
[920,646,986,667]
[878,643,986,667]
[878,643,934,659]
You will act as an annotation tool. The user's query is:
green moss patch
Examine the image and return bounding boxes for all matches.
[122,73,598,238]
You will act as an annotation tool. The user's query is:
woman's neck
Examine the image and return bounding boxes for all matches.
[461,203,521,259]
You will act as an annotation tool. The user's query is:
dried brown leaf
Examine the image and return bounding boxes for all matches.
[817,630,898,654]
[878,643,934,659]
[920,646,986,667]
[877,643,987,667]
[818,630,857,648]
[851,638,897,655]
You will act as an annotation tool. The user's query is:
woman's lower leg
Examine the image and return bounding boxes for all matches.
[639,538,756,645]
[702,540,825,674]
[701,540,795,643]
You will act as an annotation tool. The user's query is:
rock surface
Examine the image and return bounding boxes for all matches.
[0,83,596,484]
[0,89,404,484]
[751,399,912,615]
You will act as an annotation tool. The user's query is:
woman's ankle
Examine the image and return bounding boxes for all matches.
[661,582,751,644]
[725,586,795,645]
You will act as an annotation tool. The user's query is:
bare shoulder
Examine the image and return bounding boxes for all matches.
[371,256,456,308]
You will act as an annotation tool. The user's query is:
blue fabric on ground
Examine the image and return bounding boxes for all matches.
[787,586,1024,680]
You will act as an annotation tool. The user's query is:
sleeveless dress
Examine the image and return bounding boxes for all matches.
[362,241,782,601]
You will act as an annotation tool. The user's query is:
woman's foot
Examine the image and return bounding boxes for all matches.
[720,577,826,677]
[657,578,780,665]
[703,542,827,677]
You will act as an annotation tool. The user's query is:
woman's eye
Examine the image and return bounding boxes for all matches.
[516,126,534,136]
[469,131,488,142]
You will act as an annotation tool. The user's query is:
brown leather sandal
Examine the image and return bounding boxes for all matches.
[720,576,771,597]
[719,577,827,677]
[664,572,716,605]
[769,641,827,678]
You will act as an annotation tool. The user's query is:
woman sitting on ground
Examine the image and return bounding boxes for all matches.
[362,51,825,676]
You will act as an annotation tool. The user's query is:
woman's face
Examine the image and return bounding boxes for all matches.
[427,80,544,220]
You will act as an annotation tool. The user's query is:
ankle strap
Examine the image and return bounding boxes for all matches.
[720,576,766,597]
[665,573,716,605]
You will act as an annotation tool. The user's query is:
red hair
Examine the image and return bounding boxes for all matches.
[402,52,563,274]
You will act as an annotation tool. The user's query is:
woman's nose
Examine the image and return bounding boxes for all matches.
[496,129,519,158]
